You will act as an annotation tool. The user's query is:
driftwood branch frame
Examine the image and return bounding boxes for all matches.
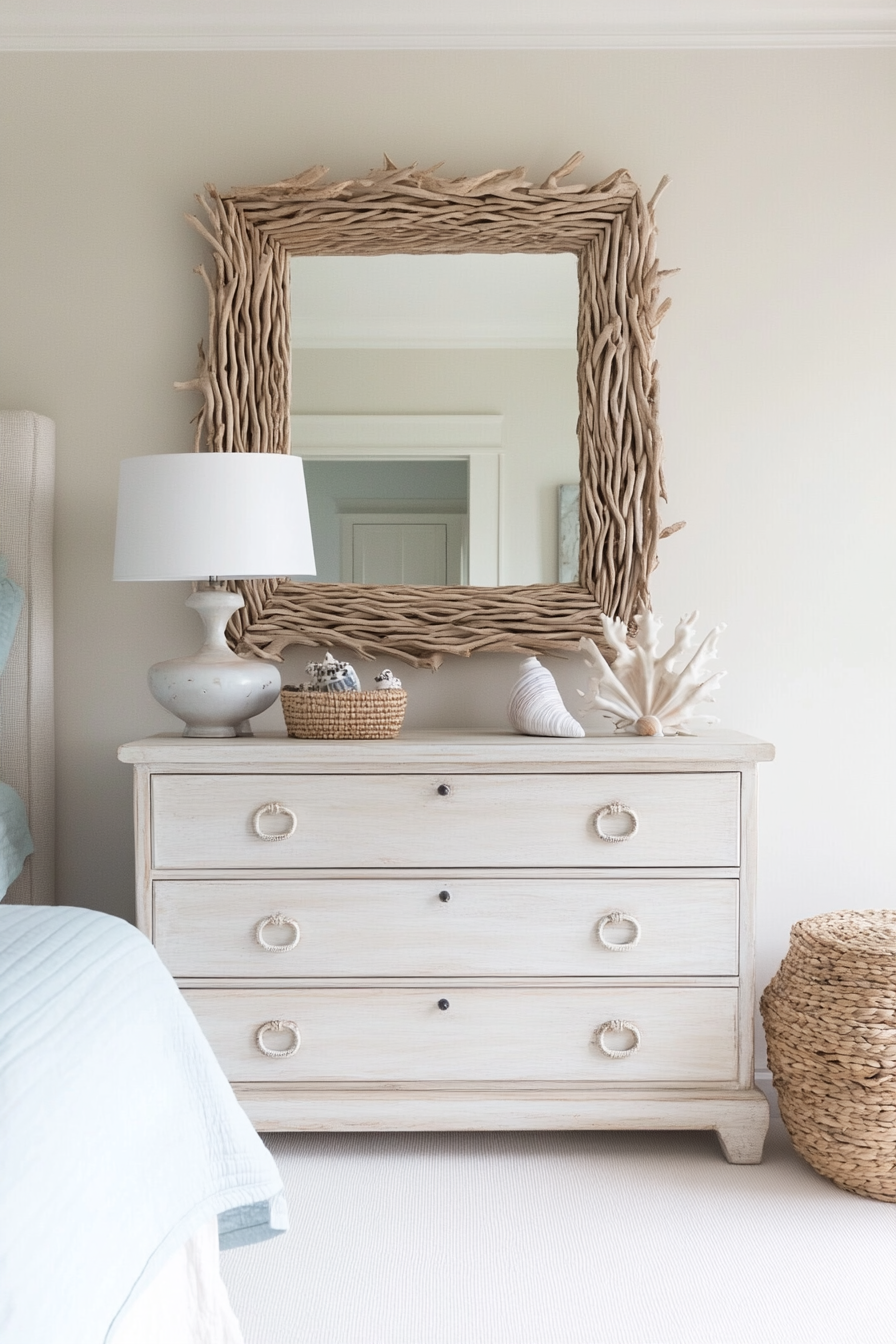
[179,155,674,669]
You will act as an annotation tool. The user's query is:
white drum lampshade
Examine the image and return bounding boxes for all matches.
[114,452,316,737]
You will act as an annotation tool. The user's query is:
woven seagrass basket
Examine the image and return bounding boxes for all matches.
[280,687,407,740]
[760,908,896,1201]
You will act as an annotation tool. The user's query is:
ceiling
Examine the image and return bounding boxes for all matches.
[1,0,894,50]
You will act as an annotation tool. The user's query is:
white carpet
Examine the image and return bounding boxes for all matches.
[221,1121,896,1344]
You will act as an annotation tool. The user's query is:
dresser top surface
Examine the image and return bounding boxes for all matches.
[119,729,774,769]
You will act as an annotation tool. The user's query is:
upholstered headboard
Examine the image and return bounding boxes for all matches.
[0,411,55,904]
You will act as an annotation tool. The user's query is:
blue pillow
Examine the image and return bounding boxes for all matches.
[0,780,33,899]
[0,556,24,676]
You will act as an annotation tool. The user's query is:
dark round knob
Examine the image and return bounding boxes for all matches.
[438,889,451,902]
[437,784,451,796]
[437,998,450,1011]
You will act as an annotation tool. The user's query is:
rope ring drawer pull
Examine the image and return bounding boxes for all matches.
[596,1019,642,1059]
[256,1020,301,1058]
[593,801,639,843]
[255,913,301,952]
[596,910,642,950]
[251,802,298,842]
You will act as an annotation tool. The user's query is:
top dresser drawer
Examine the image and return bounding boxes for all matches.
[151,772,740,869]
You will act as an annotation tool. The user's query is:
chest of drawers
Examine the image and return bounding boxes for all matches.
[119,730,774,1162]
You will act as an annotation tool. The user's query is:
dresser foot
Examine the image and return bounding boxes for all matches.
[715,1114,769,1164]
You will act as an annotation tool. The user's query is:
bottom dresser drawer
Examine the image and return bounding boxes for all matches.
[182,987,738,1084]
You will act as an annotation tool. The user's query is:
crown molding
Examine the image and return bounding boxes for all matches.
[1,2,895,51]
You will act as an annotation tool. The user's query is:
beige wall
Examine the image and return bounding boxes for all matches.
[1,52,894,1052]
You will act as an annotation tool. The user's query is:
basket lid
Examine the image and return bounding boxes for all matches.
[787,909,896,985]
[793,909,896,954]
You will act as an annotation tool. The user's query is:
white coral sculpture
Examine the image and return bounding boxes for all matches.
[577,610,726,737]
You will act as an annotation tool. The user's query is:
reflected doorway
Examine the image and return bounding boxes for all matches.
[302,456,468,585]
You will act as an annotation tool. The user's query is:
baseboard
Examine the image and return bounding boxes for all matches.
[754,1068,779,1118]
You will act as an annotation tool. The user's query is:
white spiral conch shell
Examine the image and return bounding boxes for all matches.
[508,657,585,738]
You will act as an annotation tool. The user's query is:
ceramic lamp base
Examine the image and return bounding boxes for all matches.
[149,587,281,738]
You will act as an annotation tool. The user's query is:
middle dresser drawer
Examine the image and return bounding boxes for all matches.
[151,772,740,869]
[156,878,739,977]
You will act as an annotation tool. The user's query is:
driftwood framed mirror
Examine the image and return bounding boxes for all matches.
[179,155,677,669]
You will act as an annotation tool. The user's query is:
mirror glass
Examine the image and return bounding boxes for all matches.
[290,254,580,587]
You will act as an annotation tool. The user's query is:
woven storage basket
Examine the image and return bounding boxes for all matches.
[280,688,407,740]
[760,908,896,1201]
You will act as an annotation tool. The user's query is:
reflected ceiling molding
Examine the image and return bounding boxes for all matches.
[291,415,503,450]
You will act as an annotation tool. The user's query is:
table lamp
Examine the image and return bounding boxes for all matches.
[113,452,315,737]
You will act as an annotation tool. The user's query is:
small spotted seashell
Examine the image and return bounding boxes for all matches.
[635,716,664,736]
[306,652,361,693]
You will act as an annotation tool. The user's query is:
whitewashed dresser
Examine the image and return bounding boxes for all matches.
[119,730,774,1162]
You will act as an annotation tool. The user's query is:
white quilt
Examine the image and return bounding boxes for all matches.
[112,1217,244,1344]
[0,905,287,1344]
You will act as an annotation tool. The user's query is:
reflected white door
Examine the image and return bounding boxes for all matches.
[341,513,465,584]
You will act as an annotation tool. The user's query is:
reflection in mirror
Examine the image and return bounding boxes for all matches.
[557,483,581,583]
[291,254,579,586]
[302,458,468,585]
